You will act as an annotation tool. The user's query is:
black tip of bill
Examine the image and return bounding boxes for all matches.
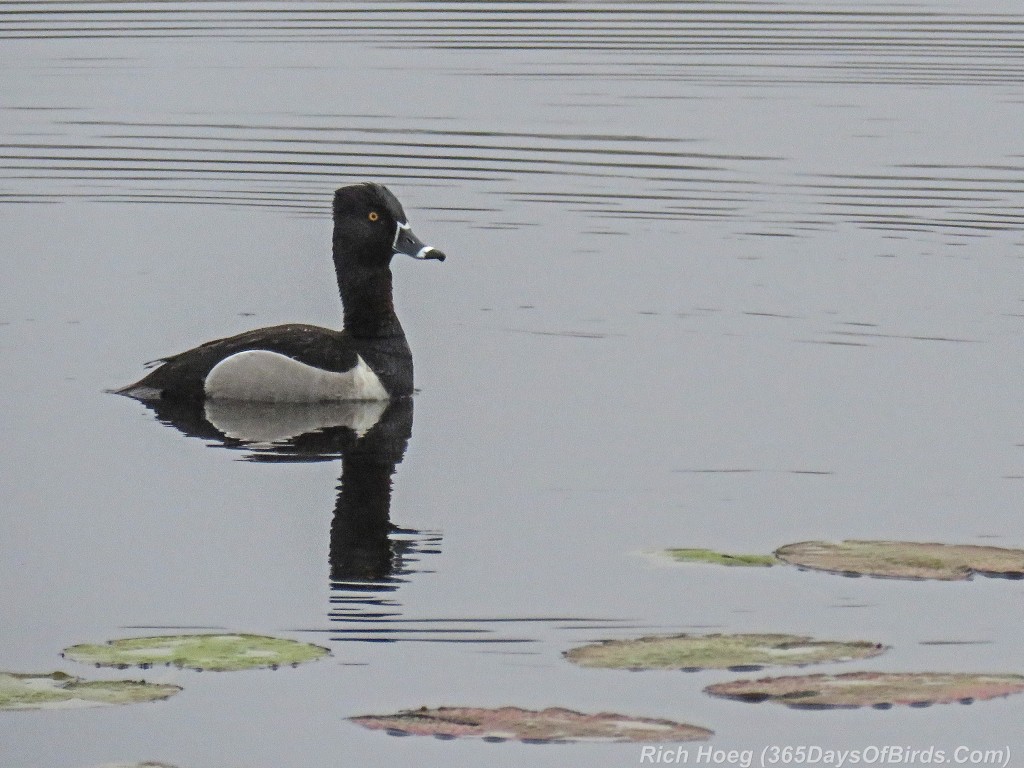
[393,221,446,262]
[418,248,446,262]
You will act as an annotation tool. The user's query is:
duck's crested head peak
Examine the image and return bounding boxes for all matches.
[333,182,405,223]
[332,183,446,266]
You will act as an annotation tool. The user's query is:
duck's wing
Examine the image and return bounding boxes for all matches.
[116,324,359,401]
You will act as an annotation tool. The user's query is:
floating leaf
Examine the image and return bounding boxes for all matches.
[705,672,1024,710]
[63,634,329,672]
[774,540,1024,581]
[350,706,712,743]
[662,549,777,567]
[0,671,180,711]
[565,633,885,672]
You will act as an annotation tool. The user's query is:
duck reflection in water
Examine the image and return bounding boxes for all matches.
[135,395,438,612]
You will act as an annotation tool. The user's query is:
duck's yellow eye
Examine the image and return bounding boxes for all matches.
[368,211,379,222]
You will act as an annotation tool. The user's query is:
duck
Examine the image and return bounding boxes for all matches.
[116,183,445,403]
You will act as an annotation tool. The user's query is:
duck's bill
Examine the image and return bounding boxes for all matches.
[393,221,446,262]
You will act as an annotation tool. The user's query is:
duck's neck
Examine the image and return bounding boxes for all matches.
[337,263,404,338]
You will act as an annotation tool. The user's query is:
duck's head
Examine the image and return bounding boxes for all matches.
[332,182,446,269]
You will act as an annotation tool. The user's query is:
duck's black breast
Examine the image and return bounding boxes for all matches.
[119,323,412,402]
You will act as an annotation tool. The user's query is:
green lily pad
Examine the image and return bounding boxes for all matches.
[0,671,180,711]
[774,540,1024,581]
[63,634,329,672]
[565,633,885,672]
[706,672,1024,709]
[350,706,712,743]
[662,548,777,567]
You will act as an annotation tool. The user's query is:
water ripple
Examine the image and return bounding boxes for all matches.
[0,114,774,222]
[2,3,1021,237]
[3,112,1020,239]
[2,2,1021,86]
[795,165,1024,234]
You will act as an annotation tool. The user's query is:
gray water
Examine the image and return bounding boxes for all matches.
[2,2,1023,766]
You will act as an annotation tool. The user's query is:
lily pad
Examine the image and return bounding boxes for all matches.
[705,672,1024,710]
[774,540,1024,581]
[63,633,329,672]
[662,548,777,567]
[565,633,885,672]
[350,706,712,743]
[0,671,180,711]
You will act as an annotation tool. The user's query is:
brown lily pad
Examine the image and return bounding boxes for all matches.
[565,633,885,672]
[774,540,1024,581]
[705,672,1024,710]
[350,706,712,743]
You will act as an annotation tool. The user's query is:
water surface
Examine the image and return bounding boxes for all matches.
[2,2,1023,766]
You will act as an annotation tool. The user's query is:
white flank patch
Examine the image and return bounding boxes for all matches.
[204,350,389,403]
